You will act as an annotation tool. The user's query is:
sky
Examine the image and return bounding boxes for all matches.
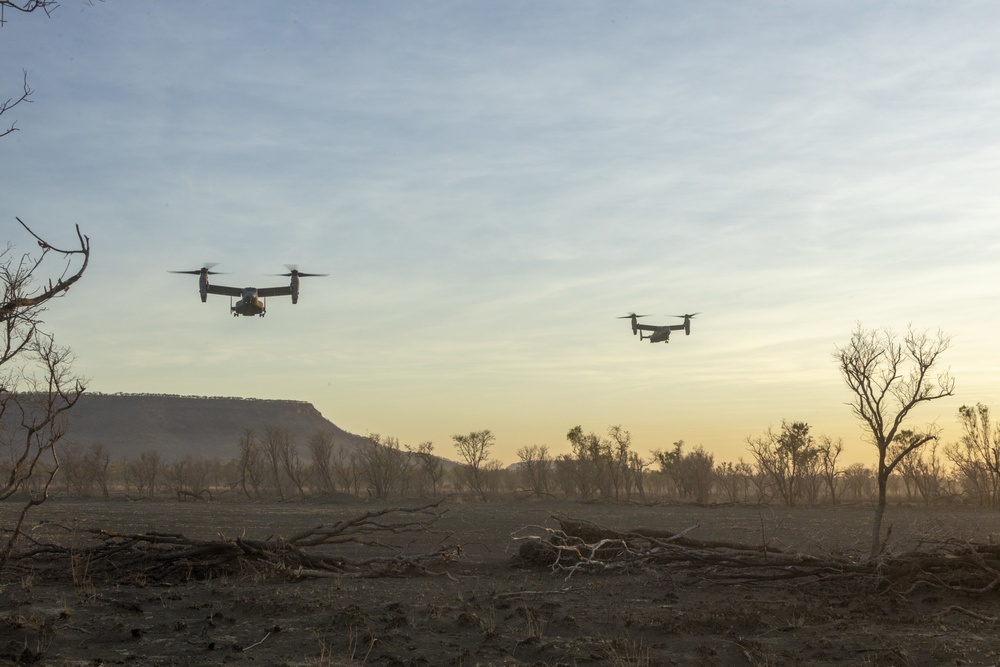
[2,1,999,467]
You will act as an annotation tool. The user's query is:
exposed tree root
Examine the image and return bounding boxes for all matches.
[511,517,1000,595]
[4,503,459,583]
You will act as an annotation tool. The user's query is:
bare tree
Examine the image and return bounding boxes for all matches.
[407,441,444,497]
[946,403,1000,507]
[58,441,88,495]
[60,441,109,498]
[835,324,954,557]
[127,450,162,499]
[275,427,307,497]
[356,434,411,499]
[254,424,309,499]
[307,430,336,494]
[452,429,496,502]
[237,428,264,499]
[332,446,361,495]
[516,444,551,496]
[481,459,506,496]
[88,442,110,499]
[842,463,874,502]
[628,451,651,502]
[0,221,89,564]
[893,433,947,505]
[260,423,304,499]
[714,459,753,503]
[168,454,212,501]
[816,436,844,505]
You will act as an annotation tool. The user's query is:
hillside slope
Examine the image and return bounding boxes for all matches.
[60,394,368,462]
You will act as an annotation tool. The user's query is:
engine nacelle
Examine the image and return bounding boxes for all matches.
[199,271,209,302]
[290,272,300,304]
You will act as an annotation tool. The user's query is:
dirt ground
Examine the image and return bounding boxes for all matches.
[3,497,1000,666]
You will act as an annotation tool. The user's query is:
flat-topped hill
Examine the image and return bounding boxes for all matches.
[60,393,367,462]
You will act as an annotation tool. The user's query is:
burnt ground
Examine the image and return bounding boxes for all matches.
[3,497,1000,666]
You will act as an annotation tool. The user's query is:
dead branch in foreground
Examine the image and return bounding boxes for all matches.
[511,517,1000,595]
[3,503,460,583]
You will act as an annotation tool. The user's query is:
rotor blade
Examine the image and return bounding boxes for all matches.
[169,263,224,275]
[169,267,225,275]
[270,270,329,277]
[617,313,650,319]
[670,313,700,319]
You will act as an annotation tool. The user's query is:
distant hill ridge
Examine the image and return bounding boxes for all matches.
[61,393,367,462]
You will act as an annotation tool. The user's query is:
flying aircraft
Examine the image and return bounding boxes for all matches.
[170,264,327,317]
[618,312,698,343]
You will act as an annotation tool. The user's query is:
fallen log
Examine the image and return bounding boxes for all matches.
[511,516,1000,595]
[4,502,458,583]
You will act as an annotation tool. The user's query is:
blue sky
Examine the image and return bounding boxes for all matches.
[2,1,999,465]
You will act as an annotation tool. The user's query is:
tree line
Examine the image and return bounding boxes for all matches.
[32,400,999,514]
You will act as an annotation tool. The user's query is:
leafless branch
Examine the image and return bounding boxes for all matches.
[0,0,58,20]
[0,219,90,322]
[0,70,32,138]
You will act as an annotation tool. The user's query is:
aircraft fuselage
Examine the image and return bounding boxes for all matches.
[647,328,671,343]
[232,287,265,317]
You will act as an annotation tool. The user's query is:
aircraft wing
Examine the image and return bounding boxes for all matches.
[256,285,293,298]
[206,284,243,297]
[665,323,686,331]
[634,323,660,332]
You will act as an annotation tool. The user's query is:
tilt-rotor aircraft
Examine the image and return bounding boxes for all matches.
[170,264,327,317]
[618,313,698,343]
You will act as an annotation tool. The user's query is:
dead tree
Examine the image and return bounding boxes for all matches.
[513,516,1000,596]
[946,404,1000,507]
[452,429,496,502]
[835,324,954,557]
[308,430,337,494]
[237,428,264,499]
[260,423,295,499]
[407,440,445,497]
[818,435,845,505]
[516,444,552,496]
[356,434,411,498]
[1,220,90,565]
[9,503,459,583]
